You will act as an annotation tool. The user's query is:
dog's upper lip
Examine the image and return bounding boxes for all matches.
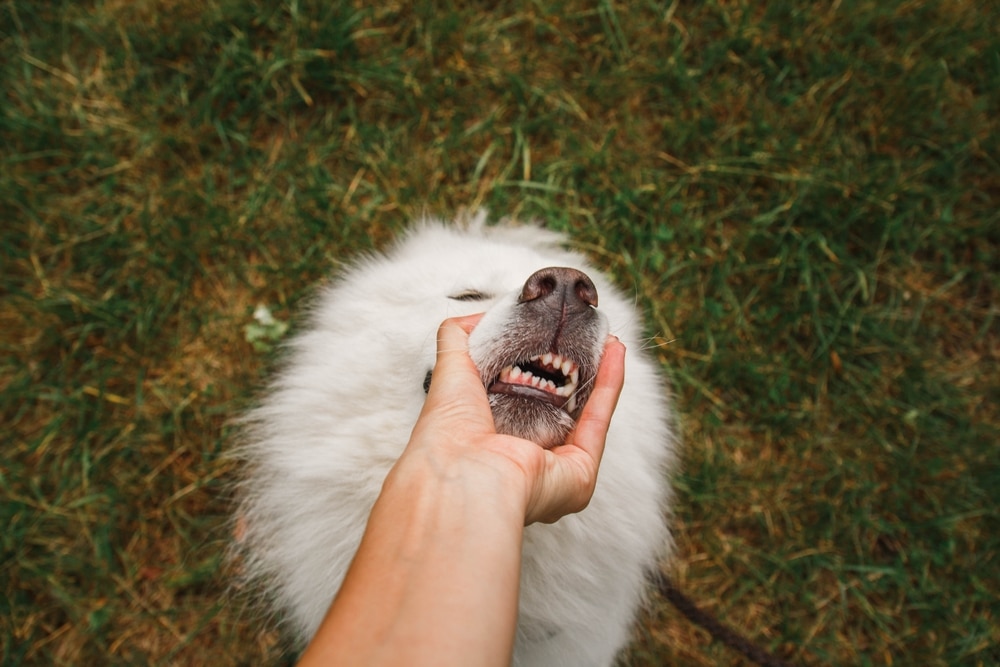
[487,352,580,412]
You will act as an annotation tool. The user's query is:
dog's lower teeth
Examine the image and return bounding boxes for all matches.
[494,360,581,409]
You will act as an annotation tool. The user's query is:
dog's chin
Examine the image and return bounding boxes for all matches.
[487,394,579,450]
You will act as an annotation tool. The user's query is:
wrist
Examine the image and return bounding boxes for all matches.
[303,440,527,666]
[384,444,531,527]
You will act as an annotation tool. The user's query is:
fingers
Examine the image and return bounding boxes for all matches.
[559,336,626,463]
[420,318,625,526]
[530,336,624,523]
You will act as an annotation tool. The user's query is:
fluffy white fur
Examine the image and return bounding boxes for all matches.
[234,214,677,666]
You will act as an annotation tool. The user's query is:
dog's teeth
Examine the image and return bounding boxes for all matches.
[566,395,577,413]
[496,354,580,401]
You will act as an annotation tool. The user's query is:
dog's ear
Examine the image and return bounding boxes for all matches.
[423,370,433,394]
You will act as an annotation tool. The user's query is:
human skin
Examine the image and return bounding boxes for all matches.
[296,314,627,667]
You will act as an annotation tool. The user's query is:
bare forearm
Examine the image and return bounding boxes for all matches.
[294,320,624,666]
[297,456,526,667]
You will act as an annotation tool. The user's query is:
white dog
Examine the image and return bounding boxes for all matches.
[234,214,677,666]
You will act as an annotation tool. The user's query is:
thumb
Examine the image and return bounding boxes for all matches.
[424,314,487,405]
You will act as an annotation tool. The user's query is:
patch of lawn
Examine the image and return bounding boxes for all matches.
[2,1,997,665]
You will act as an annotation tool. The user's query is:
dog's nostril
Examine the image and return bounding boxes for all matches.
[573,278,598,308]
[519,267,599,309]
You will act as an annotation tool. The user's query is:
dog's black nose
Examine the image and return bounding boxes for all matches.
[519,267,599,311]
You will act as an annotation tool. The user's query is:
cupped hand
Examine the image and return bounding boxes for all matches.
[401,314,626,525]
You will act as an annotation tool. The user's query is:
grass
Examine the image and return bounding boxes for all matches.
[1,0,997,665]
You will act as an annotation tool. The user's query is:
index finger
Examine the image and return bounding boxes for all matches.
[558,336,626,463]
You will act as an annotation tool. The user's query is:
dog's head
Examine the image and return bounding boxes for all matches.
[395,220,610,449]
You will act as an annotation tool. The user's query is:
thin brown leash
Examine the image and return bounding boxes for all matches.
[653,571,802,667]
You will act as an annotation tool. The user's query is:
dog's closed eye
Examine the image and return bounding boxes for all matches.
[448,289,492,302]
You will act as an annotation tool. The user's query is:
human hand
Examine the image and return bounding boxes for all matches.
[298,316,625,665]
[400,314,626,525]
